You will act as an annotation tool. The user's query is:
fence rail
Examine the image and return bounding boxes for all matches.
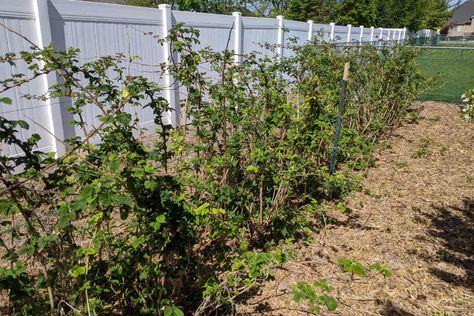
[0,0,406,157]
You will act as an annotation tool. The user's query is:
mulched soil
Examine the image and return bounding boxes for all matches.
[237,102,474,316]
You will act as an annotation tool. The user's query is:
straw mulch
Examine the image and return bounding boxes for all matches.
[237,102,474,315]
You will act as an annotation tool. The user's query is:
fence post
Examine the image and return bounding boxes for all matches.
[307,19,313,41]
[370,26,374,44]
[359,25,364,45]
[276,15,284,58]
[402,27,407,43]
[330,22,335,42]
[159,4,178,127]
[397,29,402,44]
[346,24,352,43]
[233,12,242,64]
[32,0,66,157]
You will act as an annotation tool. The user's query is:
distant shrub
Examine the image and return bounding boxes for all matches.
[461,90,474,121]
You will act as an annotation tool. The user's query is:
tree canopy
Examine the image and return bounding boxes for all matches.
[125,0,452,31]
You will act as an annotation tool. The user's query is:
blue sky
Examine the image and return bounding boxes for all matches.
[450,0,467,6]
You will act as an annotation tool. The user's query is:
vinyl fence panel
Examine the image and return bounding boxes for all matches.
[0,0,406,157]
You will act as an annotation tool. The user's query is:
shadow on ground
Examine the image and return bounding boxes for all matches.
[425,197,474,291]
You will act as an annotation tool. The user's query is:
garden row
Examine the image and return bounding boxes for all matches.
[0,25,424,315]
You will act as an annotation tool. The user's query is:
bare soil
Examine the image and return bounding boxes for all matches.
[237,102,474,316]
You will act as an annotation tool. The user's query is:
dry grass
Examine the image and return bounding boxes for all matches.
[237,102,474,316]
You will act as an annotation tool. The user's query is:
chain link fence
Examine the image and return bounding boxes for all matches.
[410,35,474,103]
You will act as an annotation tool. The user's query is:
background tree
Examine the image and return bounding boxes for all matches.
[336,0,377,26]
[285,0,338,24]
[125,0,451,31]
[125,0,247,13]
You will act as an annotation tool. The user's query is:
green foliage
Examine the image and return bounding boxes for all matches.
[291,279,337,313]
[286,0,338,24]
[412,137,431,158]
[125,0,451,32]
[0,25,421,314]
[125,0,249,14]
[286,0,450,32]
[436,249,455,262]
[460,89,474,121]
[337,258,392,278]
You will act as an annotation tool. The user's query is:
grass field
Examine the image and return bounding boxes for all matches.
[416,47,474,103]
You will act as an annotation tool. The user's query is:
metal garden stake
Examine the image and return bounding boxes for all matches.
[329,62,350,175]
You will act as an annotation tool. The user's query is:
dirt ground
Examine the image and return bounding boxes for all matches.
[237,102,474,316]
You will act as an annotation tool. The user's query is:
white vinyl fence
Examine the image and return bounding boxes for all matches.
[0,0,406,157]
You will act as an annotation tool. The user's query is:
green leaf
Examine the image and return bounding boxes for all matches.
[314,279,331,292]
[0,97,12,105]
[320,295,337,311]
[150,214,167,232]
[70,265,86,278]
[194,202,210,216]
[164,306,184,316]
[112,194,134,207]
[16,120,29,129]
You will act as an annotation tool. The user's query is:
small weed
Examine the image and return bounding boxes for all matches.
[394,160,409,168]
[291,280,337,313]
[337,258,392,278]
[439,145,448,156]
[412,138,431,158]
[335,202,347,214]
[379,141,392,150]
[408,111,421,124]
[436,249,455,262]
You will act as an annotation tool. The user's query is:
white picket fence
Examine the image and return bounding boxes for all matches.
[0,0,406,157]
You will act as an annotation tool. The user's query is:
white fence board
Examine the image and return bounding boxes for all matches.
[0,0,405,157]
[0,11,55,156]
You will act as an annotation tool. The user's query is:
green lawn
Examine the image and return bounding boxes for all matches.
[416,47,474,103]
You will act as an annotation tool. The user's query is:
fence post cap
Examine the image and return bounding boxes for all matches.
[158,4,171,9]
[307,20,313,24]
[232,12,242,16]
[276,15,284,20]
[347,24,352,27]
[330,22,335,25]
